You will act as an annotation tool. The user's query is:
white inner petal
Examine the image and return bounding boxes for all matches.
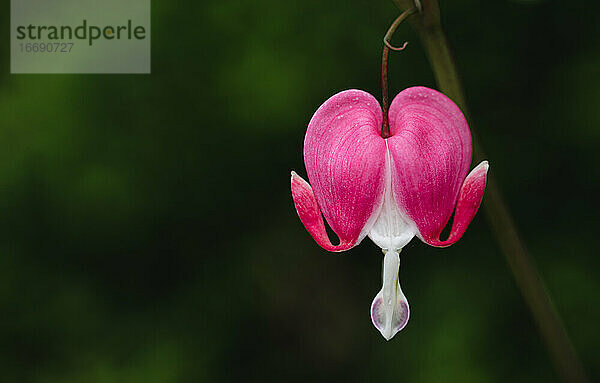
[370,250,409,340]
[367,144,416,250]
[366,143,416,340]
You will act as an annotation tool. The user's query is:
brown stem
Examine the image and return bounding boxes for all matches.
[389,1,590,382]
[381,7,417,138]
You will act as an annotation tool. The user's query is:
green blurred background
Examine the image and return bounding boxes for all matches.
[1,0,599,381]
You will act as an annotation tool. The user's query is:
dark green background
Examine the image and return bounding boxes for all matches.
[1,0,598,381]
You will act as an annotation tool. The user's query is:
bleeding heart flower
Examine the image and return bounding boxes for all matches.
[291,86,488,340]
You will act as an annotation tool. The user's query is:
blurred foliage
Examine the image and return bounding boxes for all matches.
[0,0,599,382]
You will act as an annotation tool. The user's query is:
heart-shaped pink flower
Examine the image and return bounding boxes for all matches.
[291,86,488,340]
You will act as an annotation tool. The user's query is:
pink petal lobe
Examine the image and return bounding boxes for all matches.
[291,172,354,251]
[425,161,489,247]
[303,90,387,249]
[387,86,474,245]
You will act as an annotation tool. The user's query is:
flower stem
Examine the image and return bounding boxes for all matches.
[381,7,417,138]
[390,0,590,382]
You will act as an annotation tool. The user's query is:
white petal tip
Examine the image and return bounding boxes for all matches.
[381,327,395,341]
[370,285,410,341]
[384,334,395,341]
[477,160,489,172]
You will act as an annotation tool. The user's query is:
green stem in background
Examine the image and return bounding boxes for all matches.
[389,1,590,382]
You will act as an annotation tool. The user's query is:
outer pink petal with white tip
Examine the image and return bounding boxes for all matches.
[387,86,488,247]
[291,90,387,251]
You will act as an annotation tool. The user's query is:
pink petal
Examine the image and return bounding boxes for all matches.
[301,90,387,250]
[426,161,489,247]
[291,172,355,251]
[387,86,475,246]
